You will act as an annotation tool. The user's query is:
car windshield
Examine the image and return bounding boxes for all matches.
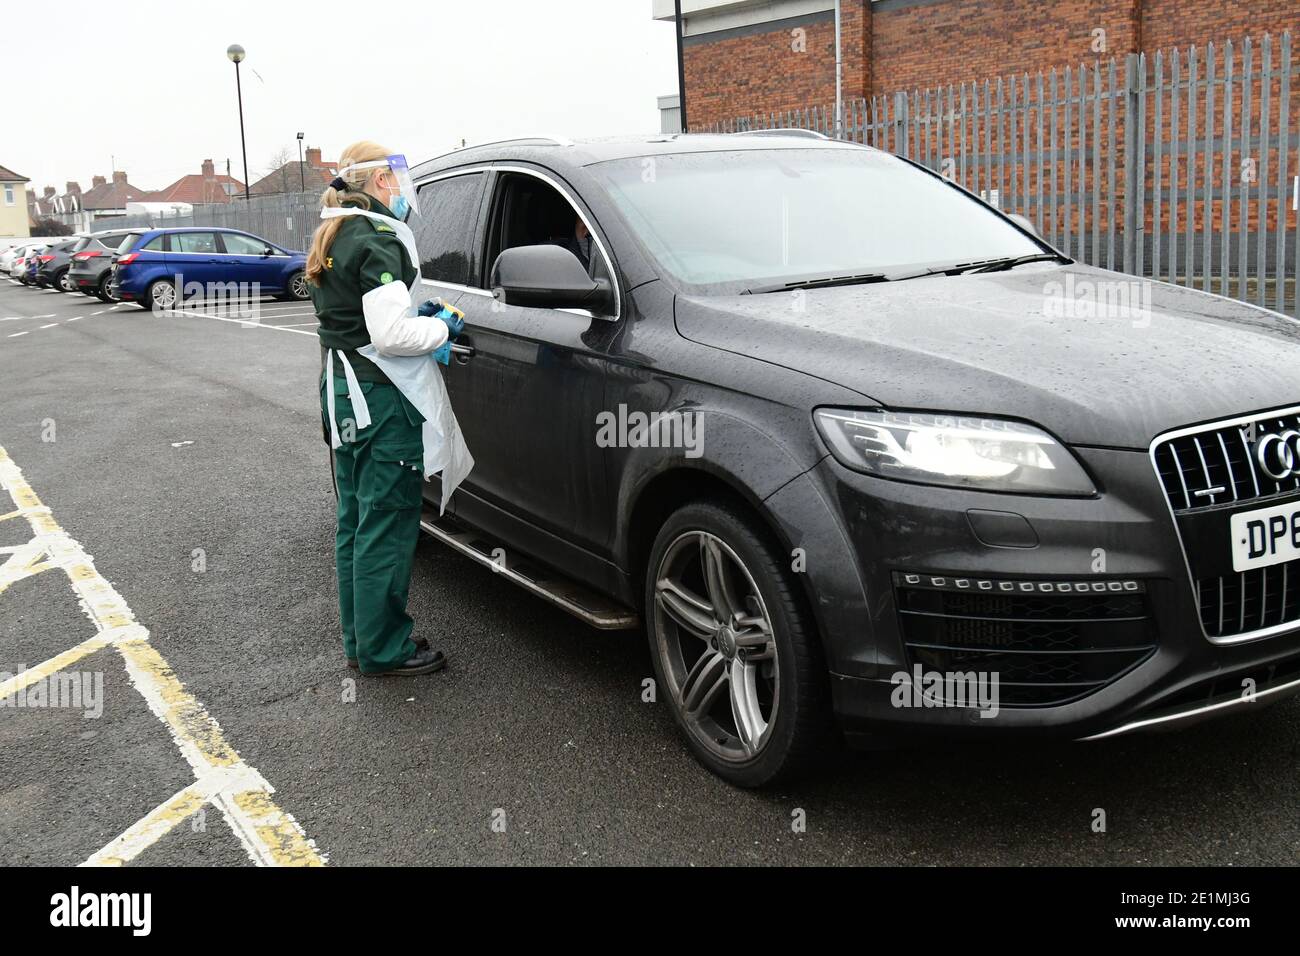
[588,147,1043,294]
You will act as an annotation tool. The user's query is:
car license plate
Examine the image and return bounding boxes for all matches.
[1231,500,1300,572]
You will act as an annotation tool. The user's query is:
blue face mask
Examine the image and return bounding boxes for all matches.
[392,194,411,221]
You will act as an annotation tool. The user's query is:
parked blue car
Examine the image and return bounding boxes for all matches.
[112,227,309,310]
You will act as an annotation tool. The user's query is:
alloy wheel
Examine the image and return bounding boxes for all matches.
[653,531,779,763]
[290,273,309,299]
[151,281,177,311]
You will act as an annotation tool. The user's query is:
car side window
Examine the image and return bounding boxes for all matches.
[172,232,218,254]
[412,172,485,286]
[140,235,167,252]
[221,233,269,255]
[484,171,611,288]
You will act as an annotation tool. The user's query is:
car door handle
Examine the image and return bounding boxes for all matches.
[450,343,474,364]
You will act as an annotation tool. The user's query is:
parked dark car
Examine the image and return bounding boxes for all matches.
[70,230,146,302]
[32,239,84,291]
[114,227,309,309]
[380,133,1300,787]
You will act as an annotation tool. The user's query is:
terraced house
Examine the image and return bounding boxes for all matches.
[0,164,31,241]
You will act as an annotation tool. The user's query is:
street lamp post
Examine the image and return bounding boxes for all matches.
[227,44,251,202]
[296,132,306,192]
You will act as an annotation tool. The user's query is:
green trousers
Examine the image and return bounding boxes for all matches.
[322,373,426,673]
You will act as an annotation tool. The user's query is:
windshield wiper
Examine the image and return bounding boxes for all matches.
[745,272,890,294]
[953,253,1070,274]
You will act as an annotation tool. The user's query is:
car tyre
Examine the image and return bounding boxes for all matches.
[279,270,310,302]
[644,499,835,788]
[143,278,177,312]
[56,269,74,293]
[97,273,120,303]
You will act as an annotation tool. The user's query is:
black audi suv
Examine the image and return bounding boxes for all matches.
[375,132,1300,786]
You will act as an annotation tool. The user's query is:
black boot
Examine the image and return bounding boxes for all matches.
[348,638,428,670]
[371,644,447,676]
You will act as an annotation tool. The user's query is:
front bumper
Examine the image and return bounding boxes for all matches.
[763,447,1300,744]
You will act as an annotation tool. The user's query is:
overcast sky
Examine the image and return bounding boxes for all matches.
[5,0,678,194]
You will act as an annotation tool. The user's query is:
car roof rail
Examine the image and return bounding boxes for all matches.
[427,134,574,161]
[731,128,831,140]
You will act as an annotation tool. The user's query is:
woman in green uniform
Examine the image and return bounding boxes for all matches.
[306,141,460,676]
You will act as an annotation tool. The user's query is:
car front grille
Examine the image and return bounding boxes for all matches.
[1154,409,1300,512]
[893,574,1157,707]
[1196,557,1300,639]
[1152,406,1300,642]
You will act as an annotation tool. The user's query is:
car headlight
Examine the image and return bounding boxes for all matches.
[814,409,1096,496]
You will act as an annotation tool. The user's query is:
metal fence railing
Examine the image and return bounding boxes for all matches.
[88,191,321,252]
[701,32,1299,317]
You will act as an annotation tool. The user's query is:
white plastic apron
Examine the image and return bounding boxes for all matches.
[321,205,474,515]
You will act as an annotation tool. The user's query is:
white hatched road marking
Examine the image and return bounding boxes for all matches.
[0,447,325,866]
[165,307,317,336]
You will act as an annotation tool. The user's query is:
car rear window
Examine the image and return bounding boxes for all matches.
[413,172,485,285]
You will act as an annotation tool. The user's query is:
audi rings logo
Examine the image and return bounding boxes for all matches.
[1254,430,1300,480]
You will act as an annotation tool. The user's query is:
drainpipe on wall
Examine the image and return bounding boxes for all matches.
[674,0,688,132]
[834,0,843,138]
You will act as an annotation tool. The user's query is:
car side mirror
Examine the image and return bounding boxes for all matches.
[490,245,615,316]
[1006,213,1039,239]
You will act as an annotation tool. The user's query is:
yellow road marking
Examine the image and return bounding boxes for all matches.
[81,781,209,867]
[0,539,58,596]
[0,445,325,866]
[0,633,116,701]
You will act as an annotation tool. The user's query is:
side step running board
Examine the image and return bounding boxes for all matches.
[419,512,640,631]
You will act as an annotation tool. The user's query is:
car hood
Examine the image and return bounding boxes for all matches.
[675,263,1300,449]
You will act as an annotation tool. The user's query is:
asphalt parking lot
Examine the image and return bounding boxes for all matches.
[1,276,1298,867]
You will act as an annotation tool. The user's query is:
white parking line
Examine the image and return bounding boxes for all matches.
[7,330,31,338]
[39,323,57,330]
[165,308,316,336]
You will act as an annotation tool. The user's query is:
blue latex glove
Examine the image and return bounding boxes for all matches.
[435,304,465,339]
[433,341,452,366]
[418,298,466,338]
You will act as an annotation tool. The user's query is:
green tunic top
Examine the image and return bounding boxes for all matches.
[308,195,417,384]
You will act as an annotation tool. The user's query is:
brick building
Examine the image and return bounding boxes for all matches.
[654,0,1298,129]
[249,146,337,196]
[152,160,245,206]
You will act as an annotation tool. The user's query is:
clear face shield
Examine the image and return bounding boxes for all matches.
[339,154,419,217]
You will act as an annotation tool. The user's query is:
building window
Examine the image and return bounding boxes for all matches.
[3,185,13,206]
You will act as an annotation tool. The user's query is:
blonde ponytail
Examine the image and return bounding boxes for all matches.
[305,140,392,284]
